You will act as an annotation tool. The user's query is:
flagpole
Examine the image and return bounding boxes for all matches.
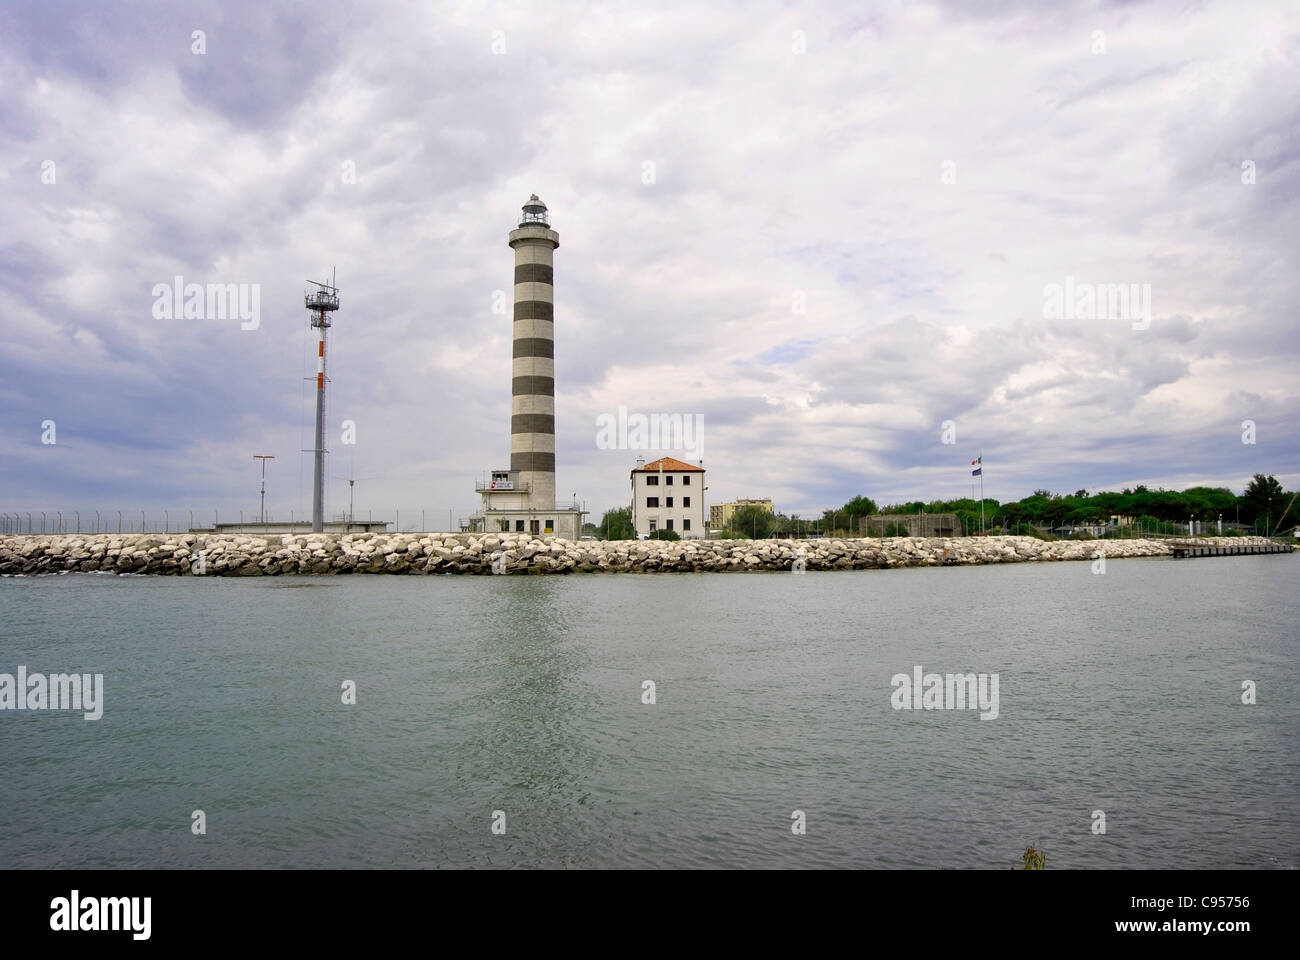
[979,452,984,535]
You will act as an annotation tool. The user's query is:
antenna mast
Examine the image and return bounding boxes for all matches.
[304,270,340,532]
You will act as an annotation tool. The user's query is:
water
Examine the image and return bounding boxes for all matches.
[1,554,1296,869]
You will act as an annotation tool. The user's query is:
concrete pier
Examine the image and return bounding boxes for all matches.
[1169,540,1293,558]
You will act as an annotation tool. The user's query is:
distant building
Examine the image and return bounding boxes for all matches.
[709,498,774,530]
[631,457,706,538]
[1065,523,1107,538]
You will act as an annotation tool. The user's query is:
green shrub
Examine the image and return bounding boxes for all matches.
[1017,844,1046,870]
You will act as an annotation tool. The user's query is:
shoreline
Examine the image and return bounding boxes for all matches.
[0,532,1286,577]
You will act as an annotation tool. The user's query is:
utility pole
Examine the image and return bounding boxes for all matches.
[254,455,275,524]
[334,469,379,532]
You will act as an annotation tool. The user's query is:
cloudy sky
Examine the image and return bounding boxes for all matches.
[2,0,1297,529]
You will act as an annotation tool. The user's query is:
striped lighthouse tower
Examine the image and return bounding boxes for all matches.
[509,195,559,511]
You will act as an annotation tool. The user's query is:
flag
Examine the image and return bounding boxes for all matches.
[972,467,982,477]
[971,456,981,465]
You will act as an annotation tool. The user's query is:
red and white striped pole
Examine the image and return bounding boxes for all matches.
[317,328,325,390]
[305,277,339,533]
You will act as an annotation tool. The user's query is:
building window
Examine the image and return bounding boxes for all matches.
[666,519,674,530]
[666,475,674,485]
[683,497,690,508]
[683,519,691,531]
[683,476,691,485]
[646,497,659,508]
[515,520,525,531]
[544,520,554,533]
[646,476,658,486]
[664,497,672,508]
[650,520,657,532]
[498,519,509,531]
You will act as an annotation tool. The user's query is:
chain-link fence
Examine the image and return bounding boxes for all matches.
[0,508,486,536]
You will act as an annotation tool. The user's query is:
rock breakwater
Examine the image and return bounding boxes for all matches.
[0,532,1259,577]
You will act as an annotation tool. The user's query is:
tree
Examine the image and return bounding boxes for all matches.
[599,506,636,540]
[731,505,776,539]
[768,512,800,536]
[581,522,598,537]
[1241,474,1283,523]
[807,479,1293,537]
[843,495,878,517]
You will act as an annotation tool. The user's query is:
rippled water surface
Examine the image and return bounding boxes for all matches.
[2,554,1297,868]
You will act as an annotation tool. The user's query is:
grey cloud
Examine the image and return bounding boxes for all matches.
[1,0,1296,521]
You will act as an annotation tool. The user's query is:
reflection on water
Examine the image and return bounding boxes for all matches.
[450,577,602,860]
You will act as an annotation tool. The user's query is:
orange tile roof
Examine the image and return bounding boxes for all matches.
[633,456,704,473]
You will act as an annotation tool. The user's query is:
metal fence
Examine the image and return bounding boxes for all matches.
[859,513,965,537]
[5,510,1281,540]
[0,508,487,536]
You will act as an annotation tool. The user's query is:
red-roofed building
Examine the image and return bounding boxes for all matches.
[630,457,706,538]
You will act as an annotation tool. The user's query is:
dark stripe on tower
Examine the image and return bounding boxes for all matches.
[512,376,554,397]
[515,264,554,285]
[511,451,556,472]
[512,338,554,358]
[511,414,555,434]
[513,301,553,322]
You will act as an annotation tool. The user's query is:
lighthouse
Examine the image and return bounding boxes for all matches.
[469,196,586,538]
[509,195,559,510]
